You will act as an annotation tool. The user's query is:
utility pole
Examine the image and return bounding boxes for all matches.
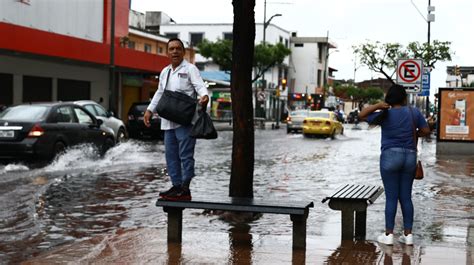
[426,0,432,117]
[109,0,116,115]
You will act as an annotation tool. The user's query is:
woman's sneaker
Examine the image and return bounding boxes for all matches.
[399,234,413,245]
[377,233,394,245]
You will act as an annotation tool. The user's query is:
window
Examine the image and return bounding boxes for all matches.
[294,43,304,47]
[128,41,136,49]
[93,104,108,117]
[74,107,93,124]
[57,79,90,101]
[158,46,164,54]
[190,33,204,46]
[0,73,13,106]
[144,44,152,53]
[285,39,289,48]
[317,70,322,87]
[223,32,233,40]
[196,62,206,71]
[279,36,283,43]
[318,43,323,62]
[56,107,74,123]
[165,33,179,39]
[23,76,52,102]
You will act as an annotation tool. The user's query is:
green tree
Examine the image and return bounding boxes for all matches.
[198,39,290,82]
[334,84,384,108]
[353,40,452,83]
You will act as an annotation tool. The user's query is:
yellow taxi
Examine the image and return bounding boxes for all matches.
[302,110,344,139]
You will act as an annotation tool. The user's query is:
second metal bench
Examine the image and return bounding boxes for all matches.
[322,184,384,240]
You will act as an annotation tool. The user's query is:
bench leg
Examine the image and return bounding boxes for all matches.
[355,210,367,240]
[290,214,307,250]
[164,207,183,243]
[341,210,355,241]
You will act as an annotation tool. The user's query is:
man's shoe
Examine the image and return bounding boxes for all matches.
[399,234,413,245]
[159,185,181,197]
[162,187,191,201]
[377,233,394,245]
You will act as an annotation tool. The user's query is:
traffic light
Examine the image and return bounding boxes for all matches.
[281,78,287,91]
[454,65,460,76]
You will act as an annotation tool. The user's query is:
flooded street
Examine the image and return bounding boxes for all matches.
[0,124,472,264]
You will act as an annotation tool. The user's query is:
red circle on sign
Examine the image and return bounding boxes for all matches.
[398,60,421,83]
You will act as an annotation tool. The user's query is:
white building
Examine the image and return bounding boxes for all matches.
[134,11,337,115]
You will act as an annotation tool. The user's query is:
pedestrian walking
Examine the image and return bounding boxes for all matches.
[144,38,209,201]
[358,84,430,246]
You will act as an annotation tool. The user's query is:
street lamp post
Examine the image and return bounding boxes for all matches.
[261,0,282,126]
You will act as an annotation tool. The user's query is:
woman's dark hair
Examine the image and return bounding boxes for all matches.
[370,84,407,126]
[385,84,407,106]
[167,38,185,51]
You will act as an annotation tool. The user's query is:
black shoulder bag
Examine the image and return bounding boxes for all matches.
[156,69,197,125]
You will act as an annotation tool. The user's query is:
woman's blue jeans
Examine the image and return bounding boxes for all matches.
[380,147,417,231]
[164,125,196,187]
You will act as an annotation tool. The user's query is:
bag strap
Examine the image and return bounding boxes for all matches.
[163,67,197,100]
[163,68,171,91]
[409,107,418,151]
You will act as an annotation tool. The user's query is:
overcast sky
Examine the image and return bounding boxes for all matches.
[131,0,474,97]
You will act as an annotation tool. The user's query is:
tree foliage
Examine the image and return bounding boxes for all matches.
[334,84,384,107]
[198,39,290,82]
[353,40,452,83]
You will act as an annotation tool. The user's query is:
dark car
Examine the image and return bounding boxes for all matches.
[0,102,115,162]
[127,102,163,140]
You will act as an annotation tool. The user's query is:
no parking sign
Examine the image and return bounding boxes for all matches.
[397,59,423,93]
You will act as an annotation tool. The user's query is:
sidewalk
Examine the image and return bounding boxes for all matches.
[25,227,471,264]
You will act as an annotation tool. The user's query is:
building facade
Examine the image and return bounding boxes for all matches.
[0,0,171,120]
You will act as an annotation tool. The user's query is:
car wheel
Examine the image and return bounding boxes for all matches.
[101,138,115,156]
[330,130,336,139]
[340,128,344,135]
[52,141,66,159]
[117,127,127,143]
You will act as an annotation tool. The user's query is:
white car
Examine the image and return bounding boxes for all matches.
[74,100,128,142]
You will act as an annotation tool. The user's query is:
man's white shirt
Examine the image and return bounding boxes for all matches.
[147,60,208,130]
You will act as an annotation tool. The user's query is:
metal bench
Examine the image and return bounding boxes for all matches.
[156,197,314,249]
[322,184,384,240]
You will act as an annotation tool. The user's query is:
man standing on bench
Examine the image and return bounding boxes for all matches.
[144,38,209,201]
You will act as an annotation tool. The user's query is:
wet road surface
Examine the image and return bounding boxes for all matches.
[0,124,472,264]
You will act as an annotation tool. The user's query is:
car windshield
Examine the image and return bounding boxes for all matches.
[290,110,308,116]
[0,105,48,121]
[133,104,148,112]
[308,112,330,119]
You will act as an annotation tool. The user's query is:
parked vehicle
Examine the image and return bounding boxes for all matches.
[127,102,163,140]
[302,110,344,139]
[0,102,115,162]
[74,100,128,143]
[286,109,309,133]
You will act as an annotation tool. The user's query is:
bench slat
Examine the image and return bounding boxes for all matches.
[321,184,383,203]
[156,197,314,215]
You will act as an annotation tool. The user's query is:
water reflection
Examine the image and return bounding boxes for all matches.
[0,127,473,263]
[228,224,253,265]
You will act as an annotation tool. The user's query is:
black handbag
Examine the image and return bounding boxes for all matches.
[190,110,218,139]
[156,69,197,125]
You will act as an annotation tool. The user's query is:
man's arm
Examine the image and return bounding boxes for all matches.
[188,65,209,108]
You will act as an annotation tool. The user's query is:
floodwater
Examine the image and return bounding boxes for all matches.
[0,124,472,264]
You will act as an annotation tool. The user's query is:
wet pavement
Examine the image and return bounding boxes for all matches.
[0,123,472,264]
